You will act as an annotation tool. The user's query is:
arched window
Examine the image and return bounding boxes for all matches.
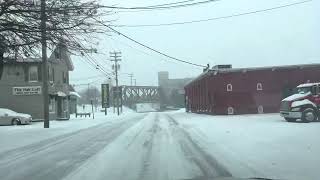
[257,83,263,91]
[258,105,264,114]
[227,107,234,115]
[227,84,232,92]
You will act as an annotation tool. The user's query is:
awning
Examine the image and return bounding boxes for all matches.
[69,91,81,98]
[57,91,67,97]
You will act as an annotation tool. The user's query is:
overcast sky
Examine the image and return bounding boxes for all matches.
[70,0,319,91]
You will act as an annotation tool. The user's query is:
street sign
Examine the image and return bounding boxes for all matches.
[12,86,42,96]
[101,84,110,108]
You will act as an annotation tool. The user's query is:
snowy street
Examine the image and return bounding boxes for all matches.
[0,110,320,180]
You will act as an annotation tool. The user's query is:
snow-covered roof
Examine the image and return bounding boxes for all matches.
[297,83,320,88]
[210,63,320,74]
[3,43,74,71]
[69,91,81,98]
[185,63,320,88]
[56,91,67,97]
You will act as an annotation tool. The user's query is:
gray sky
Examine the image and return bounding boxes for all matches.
[70,0,319,91]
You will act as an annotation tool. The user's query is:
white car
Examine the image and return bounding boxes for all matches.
[0,108,32,125]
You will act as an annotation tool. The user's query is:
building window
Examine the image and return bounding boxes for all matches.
[48,67,54,83]
[63,72,67,84]
[28,66,38,82]
[257,83,263,91]
[227,84,232,92]
[55,49,61,59]
[258,105,264,114]
[49,97,55,113]
[227,107,234,115]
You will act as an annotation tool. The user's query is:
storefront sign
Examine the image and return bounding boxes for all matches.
[101,84,110,108]
[12,86,42,95]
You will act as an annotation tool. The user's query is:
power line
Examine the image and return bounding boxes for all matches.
[71,34,115,77]
[100,0,220,10]
[85,54,115,76]
[108,36,189,68]
[72,78,105,86]
[94,18,206,68]
[71,74,106,81]
[67,34,113,77]
[144,0,197,7]
[113,0,312,27]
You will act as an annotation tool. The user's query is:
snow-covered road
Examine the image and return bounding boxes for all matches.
[0,112,233,180]
[65,113,231,180]
[1,111,319,180]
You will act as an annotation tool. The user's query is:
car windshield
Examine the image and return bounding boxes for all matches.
[0,0,318,180]
[297,87,311,94]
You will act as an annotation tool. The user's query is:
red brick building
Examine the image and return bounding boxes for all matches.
[184,64,320,115]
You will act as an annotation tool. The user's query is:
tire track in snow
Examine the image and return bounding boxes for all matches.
[0,114,146,180]
[138,113,160,180]
[135,113,232,180]
[165,114,232,179]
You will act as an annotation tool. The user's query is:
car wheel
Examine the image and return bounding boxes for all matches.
[11,118,20,126]
[301,108,317,123]
[285,118,297,122]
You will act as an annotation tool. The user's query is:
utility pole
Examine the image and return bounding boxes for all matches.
[87,83,90,105]
[41,0,49,128]
[134,79,137,86]
[110,51,121,116]
[128,73,133,86]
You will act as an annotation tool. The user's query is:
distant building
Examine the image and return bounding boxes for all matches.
[184,64,320,115]
[158,71,193,108]
[0,43,76,120]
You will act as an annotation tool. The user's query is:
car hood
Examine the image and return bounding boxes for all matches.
[182,177,280,180]
[282,92,310,101]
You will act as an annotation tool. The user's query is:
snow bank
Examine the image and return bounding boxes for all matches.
[0,106,136,154]
[76,104,134,114]
[136,103,160,113]
[171,112,320,180]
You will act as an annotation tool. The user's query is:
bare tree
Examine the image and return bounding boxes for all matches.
[0,0,112,77]
[78,86,100,105]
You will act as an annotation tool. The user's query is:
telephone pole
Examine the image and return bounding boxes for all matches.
[110,51,121,116]
[41,0,49,128]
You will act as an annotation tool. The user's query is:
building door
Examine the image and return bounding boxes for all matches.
[57,98,62,118]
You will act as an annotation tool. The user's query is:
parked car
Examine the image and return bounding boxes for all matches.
[0,108,32,125]
[280,82,320,122]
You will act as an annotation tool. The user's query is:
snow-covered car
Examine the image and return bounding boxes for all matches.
[0,108,32,125]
